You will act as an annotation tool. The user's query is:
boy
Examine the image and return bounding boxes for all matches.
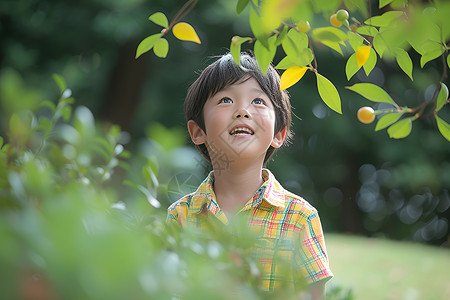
[167,53,332,298]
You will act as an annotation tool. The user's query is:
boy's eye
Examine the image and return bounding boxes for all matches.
[252,98,264,105]
[219,97,233,104]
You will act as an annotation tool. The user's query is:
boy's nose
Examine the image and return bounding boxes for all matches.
[234,107,252,119]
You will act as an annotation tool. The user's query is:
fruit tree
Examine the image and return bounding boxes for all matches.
[136,0,450,142]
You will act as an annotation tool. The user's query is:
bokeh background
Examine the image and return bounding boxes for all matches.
[2,1,450,299]
[1,0,449,247]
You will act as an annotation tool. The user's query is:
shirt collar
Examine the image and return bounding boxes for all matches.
[247,169,286,210]
[188,171,216,215]
[188,168,286,215]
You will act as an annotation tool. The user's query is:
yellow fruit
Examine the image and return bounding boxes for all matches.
[330,14,342,27]
[297,21,311,33]
[357,107,375,124]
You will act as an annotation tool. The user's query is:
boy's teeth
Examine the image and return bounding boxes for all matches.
[230,127,254,135]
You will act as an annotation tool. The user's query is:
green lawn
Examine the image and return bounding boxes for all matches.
[326,234,450,300]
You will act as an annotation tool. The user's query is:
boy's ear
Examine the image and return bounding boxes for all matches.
[271,127,287,149]
[187,120,207,145]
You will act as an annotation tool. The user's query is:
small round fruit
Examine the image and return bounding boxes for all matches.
[336,9,349,22]
[357,107,375,124]
[297,21,311,33]
[330,14,342,27]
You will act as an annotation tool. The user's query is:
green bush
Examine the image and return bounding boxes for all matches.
[0,72,352,299]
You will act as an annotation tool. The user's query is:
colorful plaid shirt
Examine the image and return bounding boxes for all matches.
[167,169,333,291]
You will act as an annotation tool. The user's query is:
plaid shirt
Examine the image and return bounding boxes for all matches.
[167,169,333,290]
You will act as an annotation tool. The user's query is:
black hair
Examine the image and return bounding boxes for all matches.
[184,52,292,164]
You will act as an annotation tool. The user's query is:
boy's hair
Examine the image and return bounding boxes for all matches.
[184,52,293,164]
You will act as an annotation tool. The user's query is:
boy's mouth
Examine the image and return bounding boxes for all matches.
[229,126,254,136]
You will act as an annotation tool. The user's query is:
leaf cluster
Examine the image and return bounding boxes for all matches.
[136,0,450,142]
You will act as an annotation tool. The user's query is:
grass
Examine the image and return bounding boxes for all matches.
[326,234,450,300]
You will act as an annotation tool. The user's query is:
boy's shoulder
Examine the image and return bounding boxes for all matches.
[168,192,194,211]
[277,189,319,224]
[271,174,318,215]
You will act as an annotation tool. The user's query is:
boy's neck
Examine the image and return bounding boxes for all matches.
[211,159,265,218]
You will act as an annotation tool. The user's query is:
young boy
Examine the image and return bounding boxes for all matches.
[167,53,332,298]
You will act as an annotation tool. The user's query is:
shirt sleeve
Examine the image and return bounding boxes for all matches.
[297,209,333,284]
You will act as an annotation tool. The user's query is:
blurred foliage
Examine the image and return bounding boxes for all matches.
[0,75,353,299]
[0,0,448,289]
[1,0,449,297]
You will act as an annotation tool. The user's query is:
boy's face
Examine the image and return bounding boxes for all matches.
[188,77,285,165]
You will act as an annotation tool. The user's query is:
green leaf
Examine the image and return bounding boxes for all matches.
[250,7,269,48]
[261,0,296,34]
[387,117,412,139]
[40,100,56,113]
[275,25,288,47]
[347,31,364,52]
[153,38,169,58]
[373,33,387,58]
[281,30,313,66]
[420,45,445,68]
[61,106,72,122]
[310,0,341,11]
[447,54,450,70]
[375,113,403,131]
[274,56,297,70]
[409,22,442,56]
[236,0,250,15]
[282,30,308,54]
[394,48,413,80]
[148,12,168,28]
[345,53,360,80]
[297,48,314,67]
[230,36,252,65]
[379,0,394,9]
[52,74,66,94]
[390,0,407,8]
[378,25,409,51]
[312,27,348,44]
[320,41,344,55]
[60,96,74,105]
[436,116,450,142]
[365,11,404,27]
[363,47,377,76]
[315,73,342,114]
[254,37,277,74]
[356,26,378,37]
[311,27,348,55]
[344,0,368,18]
[436,82,449,112]
[346,83,398,106]
[136,33,162,59]
[0,136,3,148]
[38,117,53,137]
[123,181,161,208]
[143,164,159,188]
